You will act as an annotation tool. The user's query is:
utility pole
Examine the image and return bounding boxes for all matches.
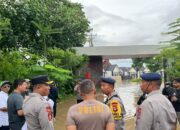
[88,31,97,47]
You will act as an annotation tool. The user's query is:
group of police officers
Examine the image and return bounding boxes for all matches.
[67,73,178,130]
[0,73,179,130]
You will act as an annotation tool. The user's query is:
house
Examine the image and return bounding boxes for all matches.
[139,66,150,75]
[103,60,122,76]
[129,67,137,79]
[104,64,121,77]
[119,67,131,79]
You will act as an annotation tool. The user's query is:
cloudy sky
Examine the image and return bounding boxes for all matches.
[71,0,180,66]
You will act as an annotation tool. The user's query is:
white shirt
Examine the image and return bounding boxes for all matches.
[0,91,9,126]
[43,96,54,111]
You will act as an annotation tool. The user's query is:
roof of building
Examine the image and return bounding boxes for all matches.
[74,45,166,59]
[105,64,118,71]
[119,67,131,72]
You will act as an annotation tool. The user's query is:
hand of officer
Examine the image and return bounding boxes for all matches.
[171,96,177,102]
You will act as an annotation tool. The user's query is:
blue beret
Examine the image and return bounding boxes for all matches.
[140,73,161,81]
[101,77,115,85]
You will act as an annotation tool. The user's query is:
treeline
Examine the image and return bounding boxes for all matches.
[0,0,90,97]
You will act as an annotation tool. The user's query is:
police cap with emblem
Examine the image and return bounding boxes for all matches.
[140,73,161,81]
[101,77,115,85]
[31,75,53,86]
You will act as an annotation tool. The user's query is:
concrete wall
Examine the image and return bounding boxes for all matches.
[87,56,103,84]
[104,71,112,77]
[113,66,121,76]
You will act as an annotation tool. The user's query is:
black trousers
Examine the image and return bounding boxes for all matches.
[53,102,57,118]
[9,122,24,130]
[0,126,10,130]
[77,99,83,104]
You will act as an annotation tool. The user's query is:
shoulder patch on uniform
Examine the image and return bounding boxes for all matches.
[46,105,53,121]
[137,106,142,120]
[109,100,122,120]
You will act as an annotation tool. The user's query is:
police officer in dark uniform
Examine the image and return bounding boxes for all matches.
[48,81,58,118]
[101,77,126,130]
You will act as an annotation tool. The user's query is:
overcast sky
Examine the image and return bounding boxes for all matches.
[71,0,180,67]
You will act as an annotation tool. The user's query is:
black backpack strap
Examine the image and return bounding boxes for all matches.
[104,94,119,104]
[104,94,126,115]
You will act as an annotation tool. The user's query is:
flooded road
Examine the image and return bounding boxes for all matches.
[115,82,140,120]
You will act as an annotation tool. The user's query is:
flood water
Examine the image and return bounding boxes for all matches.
[115,81,141,120]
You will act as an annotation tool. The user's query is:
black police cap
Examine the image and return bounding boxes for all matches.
[31,75,53,86]
[140,73,161,81]
[101,77,115,85]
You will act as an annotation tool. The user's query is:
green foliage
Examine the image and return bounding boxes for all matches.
[132,57,161,72]
[0,17,10,40]
[131,78,141,83]
[0,49,87,95]
[0,0,90,96]
[160,18,180,80]
[158,48,180,80]
[0,51,22,81]
[0,50,39,81]
[143,57,162,72]
[0,0,90,52]
[163,18,180,48]
[132,58,144,70]
[47,48,88,74]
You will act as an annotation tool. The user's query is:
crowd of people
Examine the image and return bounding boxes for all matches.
[0,75,58,130]
[0,73,179,130]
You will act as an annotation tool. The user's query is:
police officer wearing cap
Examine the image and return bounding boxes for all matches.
[135,73,177,130]
[101,77,126,130]
[23,75,54,130]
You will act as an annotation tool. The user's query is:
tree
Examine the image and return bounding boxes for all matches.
[143,57,162,72]
[0,50,74,94]
[161,18,180,80]
[132,57,161,74]
[132,58,144,70]
[0,17,10,40]
[47,48,88,74]
[0,0,90,53]
[0,50,38,81]
[162,18,180,49]
[31,21,63,57]
[158,47,180,80]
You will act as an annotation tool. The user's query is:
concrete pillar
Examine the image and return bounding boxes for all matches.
[86,56,103,84]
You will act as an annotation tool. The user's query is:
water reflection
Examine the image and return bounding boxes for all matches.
[115,82,141,120]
